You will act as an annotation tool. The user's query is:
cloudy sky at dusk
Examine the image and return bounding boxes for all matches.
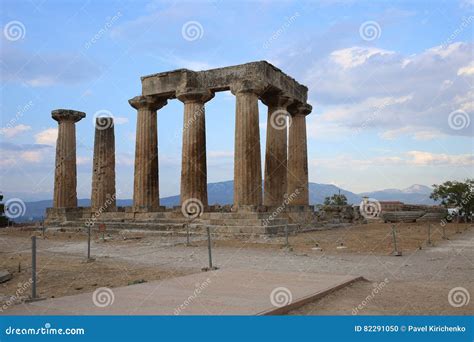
[1,0,473,201]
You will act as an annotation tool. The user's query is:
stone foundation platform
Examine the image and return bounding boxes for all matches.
[45,205,317,237]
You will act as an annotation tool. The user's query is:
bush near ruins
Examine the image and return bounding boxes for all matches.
[324,193,348,206]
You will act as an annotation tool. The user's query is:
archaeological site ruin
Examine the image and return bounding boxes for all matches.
[45,61,317,235]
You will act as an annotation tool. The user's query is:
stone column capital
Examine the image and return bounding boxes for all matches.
[52,109,86,123]
[230,80,268,96]
[176,88,214,103]
[289,103,312,116]
[260,93,294,108]
[129,95,167,111]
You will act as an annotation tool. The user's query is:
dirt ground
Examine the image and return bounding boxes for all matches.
[1,222,472,315]
[289,279,473,315]
[204,221,469,255]
[0,229,194,306]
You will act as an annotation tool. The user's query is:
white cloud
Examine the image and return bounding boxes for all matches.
[208,151,233,158]
[114,117,129,125]
[380,127,444,141]
[303,42,473,138]
[1,43,101,87]
[406,151,473,166]
[35,128,57,145]
[156,52,218,71]
[0,142,53,167]
[25,76,57,87]
[457,61,474,76]
[77,156,91,165]
[0,124,31,138]
[312,151,473,169]
[330,47,394,69]
[20,150,43,163]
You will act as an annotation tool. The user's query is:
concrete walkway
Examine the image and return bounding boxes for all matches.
[2,269,361,315]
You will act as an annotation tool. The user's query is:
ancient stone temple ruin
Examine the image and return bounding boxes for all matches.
[45,61,316,235]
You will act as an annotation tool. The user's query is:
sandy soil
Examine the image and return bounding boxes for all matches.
[0,230,194,306]
[207,221,469,255]
[1,222,472,315]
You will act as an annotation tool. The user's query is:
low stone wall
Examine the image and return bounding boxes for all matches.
[380,206,447,223]
[315,205,361,224]
[44,205,319,237]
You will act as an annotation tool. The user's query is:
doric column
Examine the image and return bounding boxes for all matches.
[177,88,214,208]
[91,117,116,213]
[287,103,312,205]
[129,95,167,212]
[52,109,86,208]
[262,94,293,206]
[231,81,266,207]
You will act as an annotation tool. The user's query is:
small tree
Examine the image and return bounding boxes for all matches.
[430,179,474,222]
[324,193,348,206]
[0,194,10,227]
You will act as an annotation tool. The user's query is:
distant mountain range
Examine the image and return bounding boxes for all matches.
[5,181,437,222]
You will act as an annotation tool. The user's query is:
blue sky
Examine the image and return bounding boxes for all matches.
[1,0,473,201]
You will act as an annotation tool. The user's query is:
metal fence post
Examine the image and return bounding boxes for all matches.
[206,226,213,270]
[391,224,402,256]
[87,224,91,260]
[186,223,190,246]
[427,224,432,246]
[31,235,37,299]
[285,224,289,248]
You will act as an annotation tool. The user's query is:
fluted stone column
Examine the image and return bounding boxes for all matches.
[91,117,116,212]
[287,103,312,205]
[177,88,214,207]
[52,109,86,208]
[262,94,293,206]
[231,81,265,207]
[129,95,167,212]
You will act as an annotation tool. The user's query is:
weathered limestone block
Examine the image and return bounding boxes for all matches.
[141,61,308,104]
